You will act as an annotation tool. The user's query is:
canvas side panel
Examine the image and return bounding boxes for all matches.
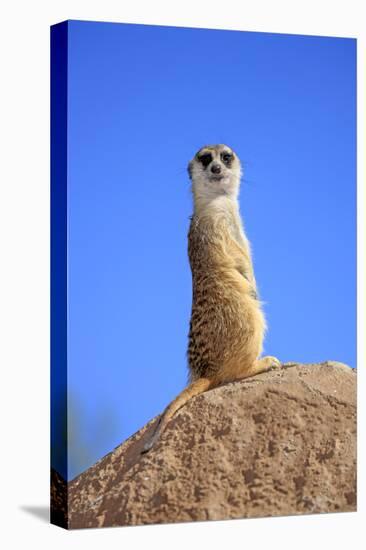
[50,21,68,529]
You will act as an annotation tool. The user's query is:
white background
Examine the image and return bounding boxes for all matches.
[0,1,364,548]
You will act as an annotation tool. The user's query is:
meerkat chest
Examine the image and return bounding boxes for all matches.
[188,211,245,268]
[188,209,258,301]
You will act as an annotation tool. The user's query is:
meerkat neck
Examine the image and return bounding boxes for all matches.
[193,193,239,217]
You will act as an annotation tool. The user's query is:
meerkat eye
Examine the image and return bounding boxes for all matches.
[198,153,212,168]
[221,152,233,163]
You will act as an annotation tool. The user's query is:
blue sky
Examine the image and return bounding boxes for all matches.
[62,21,356,480]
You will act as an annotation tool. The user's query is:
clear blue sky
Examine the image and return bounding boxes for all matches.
[64,20,356,480]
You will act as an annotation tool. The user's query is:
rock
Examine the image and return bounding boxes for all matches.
[50,468,67,528]
[67,362,356,529]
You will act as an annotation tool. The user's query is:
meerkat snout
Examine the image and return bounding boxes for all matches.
[210,163,222,175]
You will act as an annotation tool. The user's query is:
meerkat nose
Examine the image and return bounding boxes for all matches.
[211,163,221,174]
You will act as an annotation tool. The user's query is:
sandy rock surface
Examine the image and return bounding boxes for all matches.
[67,362,356,529]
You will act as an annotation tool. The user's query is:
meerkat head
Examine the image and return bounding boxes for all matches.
[188,144,242,204]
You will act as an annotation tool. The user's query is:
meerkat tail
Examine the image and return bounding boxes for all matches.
[141,377,214,454]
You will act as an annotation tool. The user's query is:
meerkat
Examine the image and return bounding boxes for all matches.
[142,144,280,453]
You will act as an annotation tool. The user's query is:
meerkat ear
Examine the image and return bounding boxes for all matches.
[187,161,193,180]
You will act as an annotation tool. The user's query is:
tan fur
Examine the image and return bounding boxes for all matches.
[142,144,279,453]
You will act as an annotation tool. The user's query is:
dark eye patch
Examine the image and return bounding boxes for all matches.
[197,153,212,168]
[221,152,233,164]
